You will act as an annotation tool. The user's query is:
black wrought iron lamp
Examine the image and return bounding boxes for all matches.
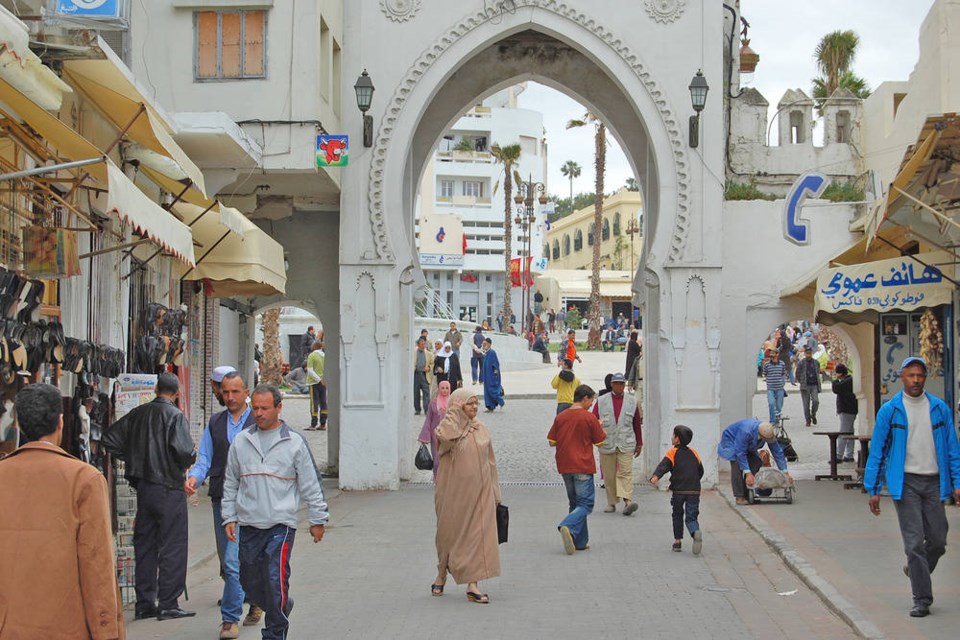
[354,69,375,147]
[688,69,709,148]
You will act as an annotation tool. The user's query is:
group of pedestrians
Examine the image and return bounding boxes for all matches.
[413,324,504,417]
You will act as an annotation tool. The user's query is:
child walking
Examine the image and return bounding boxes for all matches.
[650,425,704,554]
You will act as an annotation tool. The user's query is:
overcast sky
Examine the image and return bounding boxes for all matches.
[516,0,936,199]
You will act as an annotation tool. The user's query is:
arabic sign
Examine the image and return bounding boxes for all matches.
[814,251,953,315]
[56,0,121,16]
[419,253,463,267]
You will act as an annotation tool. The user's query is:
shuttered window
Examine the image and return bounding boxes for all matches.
[195,10,267,81]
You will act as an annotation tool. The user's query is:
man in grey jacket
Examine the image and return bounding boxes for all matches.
[222,384,328,640]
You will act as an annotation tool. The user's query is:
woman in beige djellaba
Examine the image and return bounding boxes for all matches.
[431,388,502,604]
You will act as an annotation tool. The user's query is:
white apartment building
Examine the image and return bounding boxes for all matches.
[416,86,547,326]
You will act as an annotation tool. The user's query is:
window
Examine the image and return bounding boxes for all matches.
[602,218,610,241]
[195,10,266,80]
[587,224,594,246]
[574,230,583,252]
[439,180,454,198]
[613,212,621,236]
[563,234,570,256]
[552,240,560,260]
[462,181,483,198]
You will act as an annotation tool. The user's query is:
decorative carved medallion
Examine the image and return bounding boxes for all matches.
[369,0,691,263]
[380,0,421,23]
[644,0,686,24]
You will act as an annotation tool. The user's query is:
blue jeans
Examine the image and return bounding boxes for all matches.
[670,494,701,540]
[894,474,948,606]
[766,388,784,423]
[559,473,595,550]
[470,356,484,383]
[212,499,245,623]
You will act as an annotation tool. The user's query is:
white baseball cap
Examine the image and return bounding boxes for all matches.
[211,365,237,383]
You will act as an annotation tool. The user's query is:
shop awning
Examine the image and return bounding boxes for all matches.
[62,40,207,195]
[811,251,954,323]
[0,9,70,111]
[866,115,960,247]
[0,75,108,183]
[180,214,286,297]
[106,161,195,266]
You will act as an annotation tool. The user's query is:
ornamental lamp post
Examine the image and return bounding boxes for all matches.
[688,69,709,148]
[625,216,640,275]
[354,69,375,147]
[514,175,548,335]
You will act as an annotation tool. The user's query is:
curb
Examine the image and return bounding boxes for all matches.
[717,485,884,640]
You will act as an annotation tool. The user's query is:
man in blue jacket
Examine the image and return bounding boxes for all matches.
[865,356,960,619]
[718,419,792,505]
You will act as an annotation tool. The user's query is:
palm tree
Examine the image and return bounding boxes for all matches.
[625,177,639,192]
[260,308,283,385]
[560,160,581,200]
[490,142,522,335]
[566,112,605,349]
[811,30,869,113]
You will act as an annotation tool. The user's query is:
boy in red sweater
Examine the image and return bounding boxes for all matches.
[650,425,704,555]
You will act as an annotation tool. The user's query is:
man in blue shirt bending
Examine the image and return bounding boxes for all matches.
[184,371,259,638]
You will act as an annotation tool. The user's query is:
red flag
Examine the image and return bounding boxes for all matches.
[509,257,522,287]
[462,233,468,255]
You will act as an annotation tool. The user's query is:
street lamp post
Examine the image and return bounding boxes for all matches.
[625,216,640,275]
[513,175,548,336]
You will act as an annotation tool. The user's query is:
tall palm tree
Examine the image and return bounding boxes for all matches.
[560,160,581,200]
[566,113,605,349]
[811,30,869,113]
[490,142,522,335]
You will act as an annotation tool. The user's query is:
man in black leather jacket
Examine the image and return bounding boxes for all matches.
[102,372,197,621]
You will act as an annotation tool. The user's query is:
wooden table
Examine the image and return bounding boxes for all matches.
[842,435,872,491]
[813,431,854,481]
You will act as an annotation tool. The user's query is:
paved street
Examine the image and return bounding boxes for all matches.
[126,352,960,639]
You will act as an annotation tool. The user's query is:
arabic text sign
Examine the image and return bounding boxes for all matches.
[419,253,463,267]
[814,252,952,315]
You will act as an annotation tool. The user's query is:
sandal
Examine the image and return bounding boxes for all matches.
[430,583,444,597]
[466,592,489,604]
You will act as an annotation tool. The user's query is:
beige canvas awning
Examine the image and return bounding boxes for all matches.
[180,214,286,297]
[0,10,70,111]
[105,161,195,266]
[62,41,206,195]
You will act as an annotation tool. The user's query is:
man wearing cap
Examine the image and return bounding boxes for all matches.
[718,419,792,506]
[211,365,237,407]
[864,356,960,618]
[795,346,822,426]
[185,372,261,637]
[592,372,642,515]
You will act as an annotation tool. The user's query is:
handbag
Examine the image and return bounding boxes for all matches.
[414,443,433,471]
[496,503,509,544]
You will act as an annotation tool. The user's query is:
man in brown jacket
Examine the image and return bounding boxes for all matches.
[0,383,124,639]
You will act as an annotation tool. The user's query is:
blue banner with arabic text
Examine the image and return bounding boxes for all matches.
[814,251,953,316]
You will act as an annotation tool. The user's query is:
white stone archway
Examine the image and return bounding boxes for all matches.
[339,1,724,489]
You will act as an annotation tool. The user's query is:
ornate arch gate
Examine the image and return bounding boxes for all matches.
[337,1,725,489]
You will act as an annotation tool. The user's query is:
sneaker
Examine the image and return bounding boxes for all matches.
[812,416,817,425]
[603,505,616,513]
[623,501,638,516]
[243,605,263,626]
[219,622,240,639]
[910,603,930,618]
[672,541,682,552]
[692,530,703,556]
[559,526,575,555]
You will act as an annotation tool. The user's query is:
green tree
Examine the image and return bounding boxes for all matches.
[567,112,605,349]
[551,192,596,219]
[811,30,870,113]
[490,142,522,335]
[560,160,581,200]
[625,177,639,192]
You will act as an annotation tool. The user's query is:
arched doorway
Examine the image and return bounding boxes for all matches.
[338,3,723,489]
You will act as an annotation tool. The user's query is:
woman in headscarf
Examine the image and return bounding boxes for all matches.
[418,381,451,479]
[433,341,463,389]
[431,388,501,603]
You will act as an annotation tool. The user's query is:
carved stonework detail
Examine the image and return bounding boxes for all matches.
[368,0,691,264]
[380,0,421,23]
[644,0,686,24]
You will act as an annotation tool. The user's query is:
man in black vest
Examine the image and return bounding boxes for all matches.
[185,372,260,638]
